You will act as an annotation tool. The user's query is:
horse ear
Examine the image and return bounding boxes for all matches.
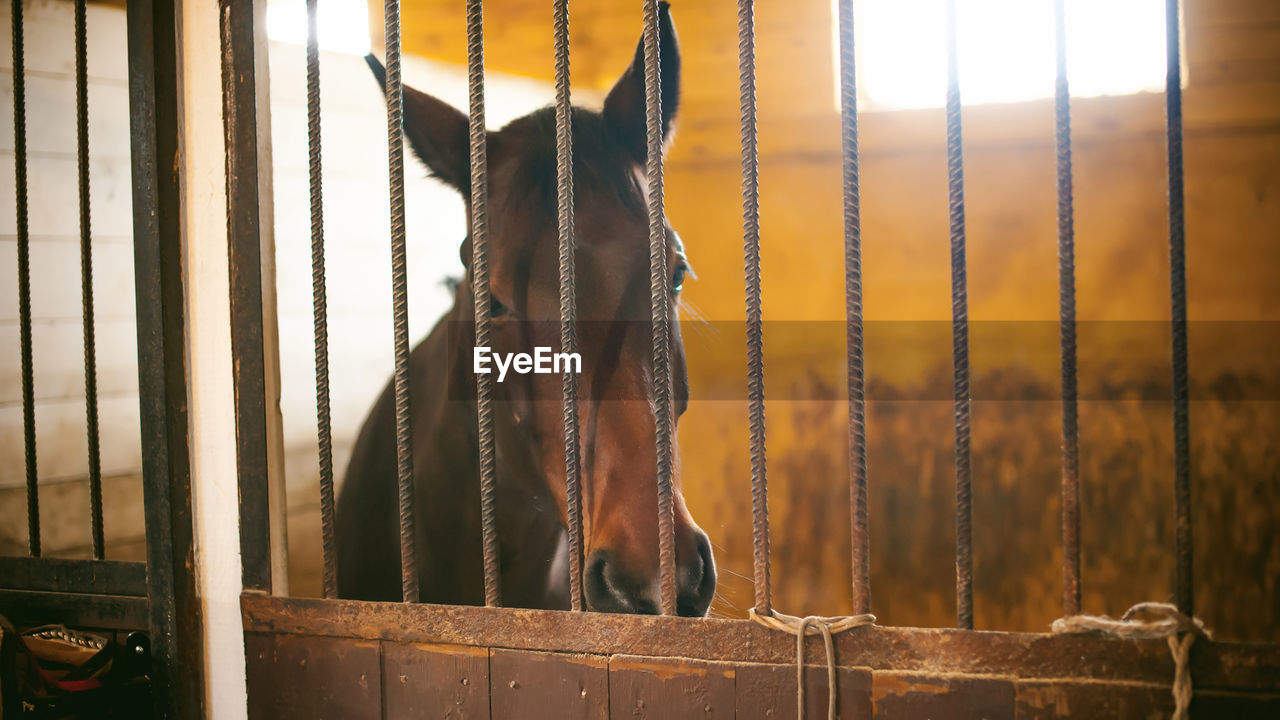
[603,1,681,163]
[366,54,470,194]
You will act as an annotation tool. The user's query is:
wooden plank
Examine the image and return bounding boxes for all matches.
[872,672,1015,720]
[1017,680,1280,719]
[609,654,736,718]
[240,596,1280,692]
[0,588,147,629]
[244,633,381,720]
[736,662,873,720]
[381,641,490,719]
[489,649,608,720]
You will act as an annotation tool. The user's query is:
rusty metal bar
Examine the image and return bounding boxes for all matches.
[75,0,105,561]
[838,0,870,617]
[644,0,677,617]
[382,0,418,604]
[0,557,148,596]
[305,0,338,600]
[11,0,39,558]
[553,0,584,612]
[737,0,769,617]
[128,0,206,711]
[467,0,501,607]
[944,0,974,630]
[222,0,272,595]
[1164,0,1192,617]
[1053,0,1081,618]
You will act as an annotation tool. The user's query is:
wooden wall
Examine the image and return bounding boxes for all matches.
[374,0,1280,641]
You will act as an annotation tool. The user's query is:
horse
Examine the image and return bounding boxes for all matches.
[335,3,715,617]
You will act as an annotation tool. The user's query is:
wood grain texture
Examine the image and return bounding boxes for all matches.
[381,641,490,719]
[489,648,609,720]
[244,632,381,720]
[872,672,1015,720]
[735,661,873,720]
[608,654,736,719]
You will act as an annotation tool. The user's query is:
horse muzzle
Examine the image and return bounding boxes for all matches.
[583,528,716,617]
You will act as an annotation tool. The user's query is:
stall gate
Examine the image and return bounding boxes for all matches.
[2,0,201,717]
[3,0,1279,719]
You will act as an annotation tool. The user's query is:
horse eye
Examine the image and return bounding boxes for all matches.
[672,264,688,293]
[490,296,509,318]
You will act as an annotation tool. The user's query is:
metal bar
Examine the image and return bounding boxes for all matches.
[467,0,500,608]
[383,0,418,604]
[127,0,206,713]
[0,557,148,596]
[75,0,105,561]
[11,0,40,558]
[1164,0,1192,617]
[553,0,584,612]
[737,0,769,617]
[1053,0,1081,618]
[240,594,1280,692]
[944,0,974,630]
[306,0,337,600]
[0,589,150,630]
[644,0,677,618]
[838,0,869,617]
[222,0,273,594]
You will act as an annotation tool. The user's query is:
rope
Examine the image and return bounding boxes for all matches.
[737,0,770,616]
[643,0,677,616]
[750,608,875,720]
[75,0,104,561]
[383,0,418,603]
[553,0,584,612]
[944,0,973,630]
[307,0,337,599]
[467,0,501,608]
[1052,0,1081,617]
[12,0,40,558]
[1052,602,1208,720]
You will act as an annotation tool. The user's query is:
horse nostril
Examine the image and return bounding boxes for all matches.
[584,550,658,615]
[678,531,716,617]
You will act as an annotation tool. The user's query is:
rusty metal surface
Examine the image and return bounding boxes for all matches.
[0,589,148,629]
[609,654,735,718]
[0,557,147,596]
[245,633,382,720]
[735,662,872,720]
[127,0,204,714]
[873,672,1014,720]
[220,0,273,596]
[239,595,1280,692]
[381,641,490,718]
[490,649,608,720]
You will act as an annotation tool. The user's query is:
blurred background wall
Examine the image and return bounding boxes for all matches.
[2,0,1275,644]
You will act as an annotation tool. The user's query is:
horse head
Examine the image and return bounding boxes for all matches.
[370,3,714,616]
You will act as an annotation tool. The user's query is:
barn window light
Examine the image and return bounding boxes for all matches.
[267,0,371,56]
[833,0,1171,111]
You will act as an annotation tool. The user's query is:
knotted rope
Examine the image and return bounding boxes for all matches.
[750,609,875,720]
[1052,602,1208,720]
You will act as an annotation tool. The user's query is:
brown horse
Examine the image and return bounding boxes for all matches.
[336,4,715,616]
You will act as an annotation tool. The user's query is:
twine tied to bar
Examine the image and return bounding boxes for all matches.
[749,608,875,720]
[1052,602,1208,720]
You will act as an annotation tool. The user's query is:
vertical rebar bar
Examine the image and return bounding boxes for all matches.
[1164,0,1193,617]
[383,0,418,603]
[644,0,677,617]
[74,0,104,560]
[553,0,584,612]
[307,0,337,599]
[838,0,870,618]
[467,0,501,608]
[12,0,39,558]
[738,0,770,617]
[944,0,974,630]
[1053,0,1081,618]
